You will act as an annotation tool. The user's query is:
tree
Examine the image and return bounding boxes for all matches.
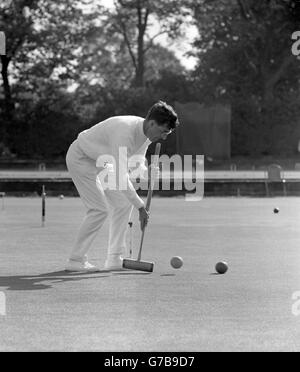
[0,0,103,147]
[190,0,300,155]
[0,0,39,142]
[102,0,192,87]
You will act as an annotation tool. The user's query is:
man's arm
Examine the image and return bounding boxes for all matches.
[109,134,146,210]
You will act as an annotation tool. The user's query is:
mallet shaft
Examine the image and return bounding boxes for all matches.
[137,228,145,261]
[136,142,161,261]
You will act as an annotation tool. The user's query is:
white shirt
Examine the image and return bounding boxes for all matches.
[77,116,151,209]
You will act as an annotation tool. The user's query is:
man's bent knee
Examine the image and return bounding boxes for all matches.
[87,208,109,220]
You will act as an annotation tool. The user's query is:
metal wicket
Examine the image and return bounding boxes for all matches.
[0,192,5,210]
[41,185,46,227]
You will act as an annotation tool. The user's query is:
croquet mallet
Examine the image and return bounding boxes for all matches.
[122,142,161,272]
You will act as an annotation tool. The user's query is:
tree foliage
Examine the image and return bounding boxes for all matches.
[0,0,104,153]
[102,0,192,86]
[191,0,300,155]
[1,0,300,158]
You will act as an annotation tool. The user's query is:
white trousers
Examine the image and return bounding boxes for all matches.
[66,140,133,263]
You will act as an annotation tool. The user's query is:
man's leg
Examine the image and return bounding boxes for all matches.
[69,208,108,263]
[104,190,133,269]
[66,141,109,270]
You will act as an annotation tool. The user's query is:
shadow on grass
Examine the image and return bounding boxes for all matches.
[112,271,152,276]
[0,270,109,291]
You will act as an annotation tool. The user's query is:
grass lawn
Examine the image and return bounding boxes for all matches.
[0,196,300,351]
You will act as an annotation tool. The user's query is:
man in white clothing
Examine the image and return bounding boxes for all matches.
[65,101,179,272]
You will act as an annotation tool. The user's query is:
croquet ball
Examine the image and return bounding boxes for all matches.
[59,194,64,199]
[170,256,183,269]
[273,207,279,213]
[215,261,228,274]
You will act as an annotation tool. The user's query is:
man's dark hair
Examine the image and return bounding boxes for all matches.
[146,100,179,130]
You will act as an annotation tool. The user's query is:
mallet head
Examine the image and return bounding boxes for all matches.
[122,258,154,272]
